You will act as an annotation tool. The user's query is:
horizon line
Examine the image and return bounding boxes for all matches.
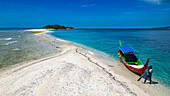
[0,26,169,30]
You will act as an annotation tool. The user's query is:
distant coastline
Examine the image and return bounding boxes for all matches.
[76,26,170,30]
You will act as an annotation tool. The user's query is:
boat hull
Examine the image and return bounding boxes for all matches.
[119,55,149,75]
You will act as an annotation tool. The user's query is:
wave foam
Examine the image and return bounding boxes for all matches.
[5,41,17,45]
[12,48,20,51]
[56,38,67,42]
[0,38,12,41]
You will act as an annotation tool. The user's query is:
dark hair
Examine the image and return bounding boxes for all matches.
[149,65,152,69]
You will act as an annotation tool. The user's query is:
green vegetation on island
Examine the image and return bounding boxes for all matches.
[43,24,75,30]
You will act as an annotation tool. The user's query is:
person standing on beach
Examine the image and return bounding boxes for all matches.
[144,65,153,84]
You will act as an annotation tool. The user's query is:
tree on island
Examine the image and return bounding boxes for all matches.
[43,24,75,29]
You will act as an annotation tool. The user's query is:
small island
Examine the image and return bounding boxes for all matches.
[43,24,75,30]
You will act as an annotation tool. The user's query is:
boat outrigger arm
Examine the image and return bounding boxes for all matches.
[118,40,149,75]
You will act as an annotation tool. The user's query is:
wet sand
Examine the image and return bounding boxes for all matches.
[0,32,151,96]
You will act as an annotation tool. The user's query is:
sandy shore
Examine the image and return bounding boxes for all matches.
[0,33,150,96]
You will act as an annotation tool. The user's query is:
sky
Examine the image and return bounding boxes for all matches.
[0,0,170,28]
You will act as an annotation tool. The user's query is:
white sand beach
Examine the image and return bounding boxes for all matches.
[25,29,53,33]
[0,32,151,96]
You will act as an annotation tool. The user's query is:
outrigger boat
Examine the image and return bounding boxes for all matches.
[118,41,149,75]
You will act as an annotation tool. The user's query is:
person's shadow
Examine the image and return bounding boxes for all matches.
[152,81,159,84]
[140,74,159,84]
[143,80,159,84]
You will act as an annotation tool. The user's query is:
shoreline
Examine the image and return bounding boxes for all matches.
[0,31,169,96]
[47,30,170,96]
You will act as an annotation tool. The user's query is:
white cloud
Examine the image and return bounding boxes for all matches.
[81,4,96,7]
[142,0,170,4]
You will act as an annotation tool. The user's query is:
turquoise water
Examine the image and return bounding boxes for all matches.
[0,28,58,68]
[50,29,170,88]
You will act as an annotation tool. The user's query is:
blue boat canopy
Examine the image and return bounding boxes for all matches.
[119,45,138,54]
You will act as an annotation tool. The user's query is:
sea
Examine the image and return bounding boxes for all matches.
[0,28,170,89]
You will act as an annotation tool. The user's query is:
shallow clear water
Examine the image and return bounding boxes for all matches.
[50,29,170,88]
[0,29,58,68]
